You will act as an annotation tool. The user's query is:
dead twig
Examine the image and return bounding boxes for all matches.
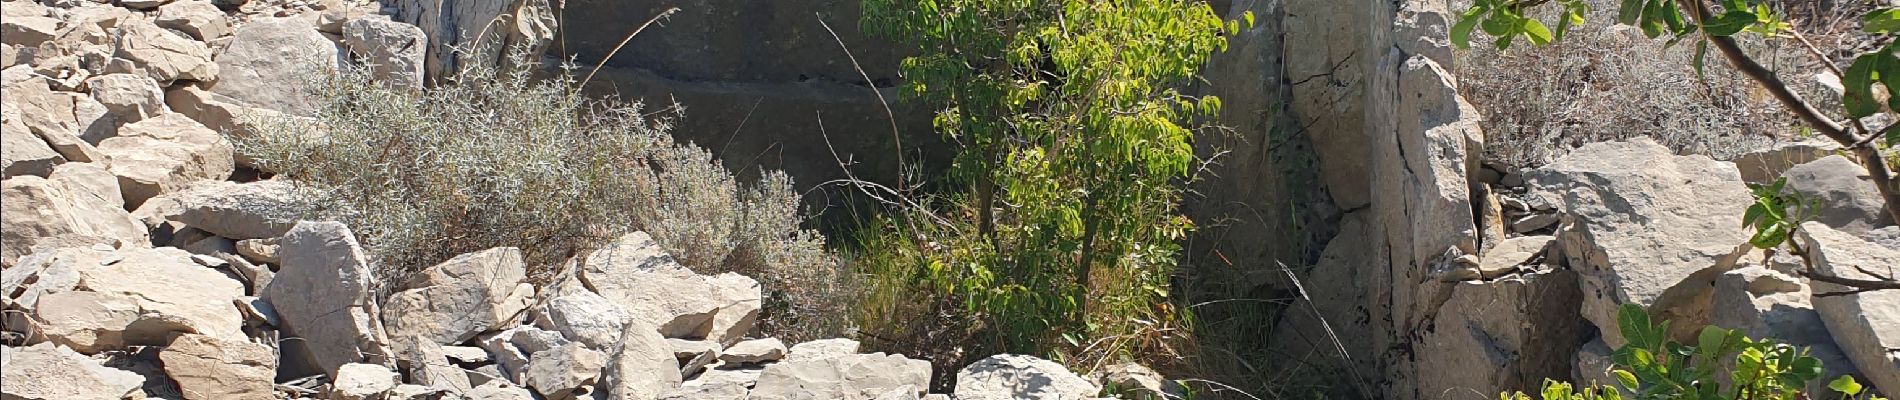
[574,7,680,96]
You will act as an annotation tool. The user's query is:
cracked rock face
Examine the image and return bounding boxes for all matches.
[1802,223,1900,396]
[160,333,276,400]
[261,221,391,377]
[0,343,146,400]
[1526,138,1754,347]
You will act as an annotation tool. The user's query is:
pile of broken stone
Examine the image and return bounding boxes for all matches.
[0,0,1175,398]
[1455,137,1900,396]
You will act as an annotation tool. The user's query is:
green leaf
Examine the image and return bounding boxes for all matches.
[1482,13,1516,36]
[1618,304,1653,348]
[1614,369,1640,389]
[1693,40,1709,81]
[1702,10,1758,36]
[1830,375,1865,396]
[1791,356,1824,381]
[1865,8,1900,33]
[1749,222,1791,248]
[1845,55,1882,118]
[1452,9,1484,49]
[1696,326,1726,355]
[1874,51,1900,112]
[1521,18,1553,46]
[1743,203,1766,227]
[1618,0,1644,25]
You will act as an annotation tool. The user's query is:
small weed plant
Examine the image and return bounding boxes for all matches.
[238,51,847,341]
[1503,304,1887,400]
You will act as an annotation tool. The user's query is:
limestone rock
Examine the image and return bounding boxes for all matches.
[2,111,61,178]
[1525,138,1754,346]
[115,19,217,83]
[751,352,932,400]
[718,338,785,365]
[536,289,630,351]
[1800,223,1900,396]
[392,0,554,80]
[580,235,761,345]
[524,343,607,400]
[599,321,682,400]
[235,237,279,264]
[953,354,1094,400]
[98,113,234,209]
[667,338,719,377]
[164,83,288,142]
[1731,140,1838,184]
[333,363,400,400]
[4,74,115,143]
[1095,363,1182,400]
[72,246,247,345]
[84,74,165,124]
[160,333,276,400]
[1,16,57,48]
[465,381,537,400]
[1782,156,1892,235]
[1414,269,1587,398]
[155,1,231,41]
[32,290,139,353]
[341,17,426,89]
[211,16,339,114]
[0,342,145,400]
[786,338,860,362]
[0,163,147,265]
[383,247,535,346]
[1709,265,1858,395]
[159,180,304,239]
[262,221,392,377]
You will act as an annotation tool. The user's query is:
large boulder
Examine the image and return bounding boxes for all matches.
[1730,140,1838,184]
[0,342,145,400]
[70,246,247,345]
[0,163,148,267]
[159,333,276,400]
[382,247,536,346]
[98,113,234,209]
[1782,156,1892,235]
[133,179,305,240]
[1525,138,1754,347]
[952,354,1095,400]
[341,17,427,89]
[4,74,115,144]
[84,74,165,125]
[535,289,631,351]
[1709,265,1860,395]
[31,290,140,353]
[154,1,232,41]
[391,0,553,80]
[1800,223,1900,396]
[262,221,392,377]
[114,19,217,84]
[1413,268,1588,398]
[2,110,61,178]
[752,352,933,400]
[333,363,400,400]
[210,16,339,115]
[599,321,682,400]
[523,343,607,400]
[580,232,761,345]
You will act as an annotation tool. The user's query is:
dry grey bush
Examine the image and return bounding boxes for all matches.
[237,53,848,341]
[1452,0,1873,168]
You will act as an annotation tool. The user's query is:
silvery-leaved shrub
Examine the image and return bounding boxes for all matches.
[237,49,848,341]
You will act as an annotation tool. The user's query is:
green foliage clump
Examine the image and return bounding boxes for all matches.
[1502,304,1888,400]
[238,54,846,341]
[851,0,1245,363]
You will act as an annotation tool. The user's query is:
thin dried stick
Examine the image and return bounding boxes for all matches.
[575,7,680,95]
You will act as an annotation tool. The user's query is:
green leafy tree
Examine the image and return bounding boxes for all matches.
[1453,0,1900,228]
[855,0,1245,355]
